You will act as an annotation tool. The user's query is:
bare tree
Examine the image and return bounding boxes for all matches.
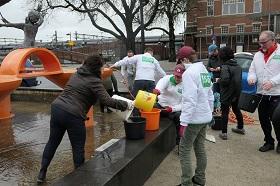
[0,0,12,7]
[40,0,160,54]
[147,0,197,62]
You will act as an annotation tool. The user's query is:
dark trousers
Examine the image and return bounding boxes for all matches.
[40,105,86,171]
[156,103,181,144]
[221,98,244,133]
[132,80,155,97]
[258,95,280,145]
[132,80,155,116]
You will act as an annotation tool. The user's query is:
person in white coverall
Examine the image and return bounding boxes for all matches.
[153,64,186,145]
[248,30,280,153]
[111,47,166,96]
[120,50,135,92]
[177,46,214,186]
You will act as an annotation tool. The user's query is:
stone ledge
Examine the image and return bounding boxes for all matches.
[53,117,176,186]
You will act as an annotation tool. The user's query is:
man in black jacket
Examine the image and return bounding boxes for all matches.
[218,47,244,140]
[207,44,221,83]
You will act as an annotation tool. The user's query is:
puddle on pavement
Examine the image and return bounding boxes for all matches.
[0,101,125,185]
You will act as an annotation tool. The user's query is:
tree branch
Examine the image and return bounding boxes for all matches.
[134,0,160,35]
[145,27,169,35]
[106,0,126,22]
[82,2,124,40]
[0,12,10,24]
[0,0,11,7]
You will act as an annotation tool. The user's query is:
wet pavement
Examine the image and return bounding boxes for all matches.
[0,102,125,185]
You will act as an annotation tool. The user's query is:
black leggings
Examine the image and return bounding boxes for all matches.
[40,105,86,170]
[221,98,244,133]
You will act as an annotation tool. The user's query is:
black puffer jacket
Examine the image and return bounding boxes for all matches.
[219,59,242,104]
[52,66,128,120]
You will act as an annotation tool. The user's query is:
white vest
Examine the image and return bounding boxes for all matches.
[180,62,214,125]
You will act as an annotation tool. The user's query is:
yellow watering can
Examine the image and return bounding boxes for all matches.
[134,90,157,112]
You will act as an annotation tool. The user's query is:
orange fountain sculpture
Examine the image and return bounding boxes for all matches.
[0,48,113,127]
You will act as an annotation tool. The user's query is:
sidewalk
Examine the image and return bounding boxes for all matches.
[114,60,177,93]
[144,120,280,186]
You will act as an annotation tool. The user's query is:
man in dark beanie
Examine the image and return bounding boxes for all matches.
[37,55,131,183]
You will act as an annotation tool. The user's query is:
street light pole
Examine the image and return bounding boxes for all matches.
[199,31,202,59]
[66,32,73,63]
[139,0,145,53]
[268,0,271,30]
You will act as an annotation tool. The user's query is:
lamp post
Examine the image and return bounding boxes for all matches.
[139,0,145,53]
[66,32,73,63]
[268,0,271,30]
[199,30,202,59]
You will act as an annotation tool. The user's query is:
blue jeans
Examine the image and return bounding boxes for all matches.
[40,105,86,170]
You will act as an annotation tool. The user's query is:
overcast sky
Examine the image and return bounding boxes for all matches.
[0,1,185,42]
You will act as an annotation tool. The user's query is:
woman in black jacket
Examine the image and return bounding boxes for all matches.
[218,47,244,140]
[37,55,130,183]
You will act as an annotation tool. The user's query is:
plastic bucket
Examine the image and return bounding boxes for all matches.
[140,108,161,131]
[124,116,146,140]
[134,90,157,112]
[111,95,134,120]
[211,116,222,130]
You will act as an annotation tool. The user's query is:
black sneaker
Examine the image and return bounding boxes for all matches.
[219,133,228,140]
[37,169,47,183]
[276,143,280,154]
[259,143,274,152]
[192,176,205,186]
[231,127,245,135]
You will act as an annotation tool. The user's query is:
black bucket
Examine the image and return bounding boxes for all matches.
[124,116,146,140]
[238,92,261,113]
[211,116,223,130]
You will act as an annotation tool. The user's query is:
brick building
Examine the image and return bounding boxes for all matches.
[184,0,280,58]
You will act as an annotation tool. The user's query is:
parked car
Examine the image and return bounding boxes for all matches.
[234,52,256,94]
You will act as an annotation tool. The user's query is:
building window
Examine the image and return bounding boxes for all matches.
[236,25,244,43]
[207,0,214,16]
[252,23,261,32]
[221,26,229,34]
[253,0,262,13]
[221,25,229,44]
[206,26,213,35]
[222,0,244,15]
[236,24,244,33]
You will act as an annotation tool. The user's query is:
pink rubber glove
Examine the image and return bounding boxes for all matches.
[152,89,161,95]
[179,125,187,137]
